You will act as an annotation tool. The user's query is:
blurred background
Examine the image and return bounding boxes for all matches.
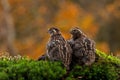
[0,0,120,59]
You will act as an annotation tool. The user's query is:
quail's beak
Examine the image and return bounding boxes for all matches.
[48,30,50,34]
[47,28,50,33]
[70,29,73,34]
[48,28,52,34]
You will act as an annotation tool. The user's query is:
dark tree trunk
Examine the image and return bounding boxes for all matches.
[1,0,18,56]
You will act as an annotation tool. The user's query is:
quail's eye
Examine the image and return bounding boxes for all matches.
[74,30,77,33]
[73,29,76,31]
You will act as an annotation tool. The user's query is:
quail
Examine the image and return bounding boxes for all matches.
[69,27,95,66]
[46,27,72,70]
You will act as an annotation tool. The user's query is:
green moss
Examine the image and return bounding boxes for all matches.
[0,72,9,80]
[0,59,66,80]
[68,61,119,80]
[0,50,119,80]
[96,49,120,65]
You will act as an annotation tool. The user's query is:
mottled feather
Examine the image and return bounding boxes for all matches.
[69,27,95,66]
[46,27,72,70]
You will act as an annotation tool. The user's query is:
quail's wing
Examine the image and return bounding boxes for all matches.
[61,41,72,70]
[67,39,74,48]
[84,38,95,50]
[38,54,47,60]
[46,41,54,58]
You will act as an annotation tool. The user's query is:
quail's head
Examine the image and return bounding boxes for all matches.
[48,27,61,36]
[70,27,83,36]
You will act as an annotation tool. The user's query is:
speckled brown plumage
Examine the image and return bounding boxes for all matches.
[68,27,95,66]
[46,27,72,70]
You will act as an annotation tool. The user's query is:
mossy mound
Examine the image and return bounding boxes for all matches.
[0,50,119,80]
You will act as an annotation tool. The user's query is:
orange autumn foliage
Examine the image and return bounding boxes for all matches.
[1,0,120,59]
